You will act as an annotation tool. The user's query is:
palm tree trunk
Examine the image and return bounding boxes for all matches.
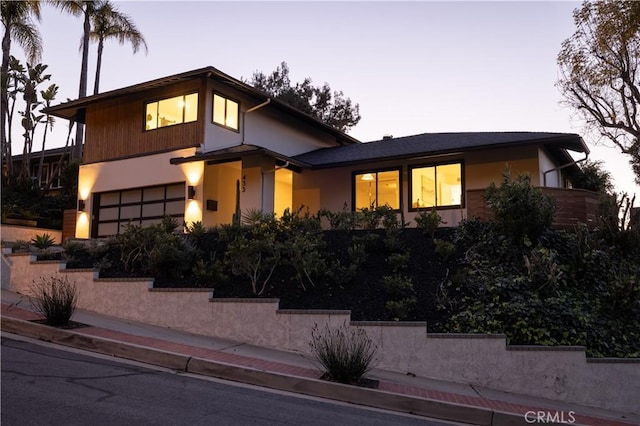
[93,38,104,95]
[73,5,92,160]
[1,27,12,176]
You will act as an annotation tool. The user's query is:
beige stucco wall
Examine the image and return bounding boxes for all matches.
[76,148,202,238]
[0,225,62,244]
[5,253,638,415]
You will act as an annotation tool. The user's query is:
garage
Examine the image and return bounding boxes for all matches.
[92,182,185,237]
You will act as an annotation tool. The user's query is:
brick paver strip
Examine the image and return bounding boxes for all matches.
[1,303,635,426]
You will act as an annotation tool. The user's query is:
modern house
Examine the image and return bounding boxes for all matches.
[43,66,596,239]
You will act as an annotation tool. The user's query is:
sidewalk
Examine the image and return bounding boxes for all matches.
[1,289,637,426]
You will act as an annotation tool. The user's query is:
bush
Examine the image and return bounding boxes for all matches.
[309,322,378,385]
[113,216,195,281]
[484,169,556,243]
[222,212,281,296]
[30,276,78,326]
[31,233,56,250]
[414,208,445,238]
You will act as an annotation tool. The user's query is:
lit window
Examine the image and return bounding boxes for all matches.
[145,93,198,130]
[213,93,239,131]
[354,169,400,210]
[410,163,462,209]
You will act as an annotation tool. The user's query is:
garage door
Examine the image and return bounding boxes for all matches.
[92,182,185,237]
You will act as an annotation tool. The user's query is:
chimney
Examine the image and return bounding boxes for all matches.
[382,134,393,140]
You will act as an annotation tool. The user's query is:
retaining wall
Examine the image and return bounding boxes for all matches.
[0,224,62,244]
[2,252,638,414]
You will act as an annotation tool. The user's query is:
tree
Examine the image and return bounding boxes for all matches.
[54,0,96,160]
[571,160,614,194]
[247,61,361,133]
[1,0,42,176]
[557,1,640,184]
[89,0,147,95]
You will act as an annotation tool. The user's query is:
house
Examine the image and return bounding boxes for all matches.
[43,66,596,239]
[7,145,70,194]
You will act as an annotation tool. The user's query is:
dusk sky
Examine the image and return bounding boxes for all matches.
[9,1,639,196]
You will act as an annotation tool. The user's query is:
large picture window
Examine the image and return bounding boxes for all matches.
[212,93,239,131]
[410,162,462,209]
[353,169,400,210]
[145,93,198,130]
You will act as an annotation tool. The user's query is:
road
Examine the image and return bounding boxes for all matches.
[1,336,460,426]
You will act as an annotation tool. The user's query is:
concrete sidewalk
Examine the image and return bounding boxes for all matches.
[1,289,637,426]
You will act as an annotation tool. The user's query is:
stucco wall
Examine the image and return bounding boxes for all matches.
[0,225,62,244]
[4,253,638,415]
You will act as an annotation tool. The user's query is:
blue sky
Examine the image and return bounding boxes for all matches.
[9,1,639,195]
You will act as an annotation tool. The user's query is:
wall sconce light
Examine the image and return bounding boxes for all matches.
[78,199,86,212]
[187,185,196,200]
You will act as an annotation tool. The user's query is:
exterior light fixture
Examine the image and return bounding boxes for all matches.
[187,185,196,200]
[78,199,86,212]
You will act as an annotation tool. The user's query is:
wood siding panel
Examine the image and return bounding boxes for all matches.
[62,209,77,241]
[84,80,204,163]
[466,187,600,229]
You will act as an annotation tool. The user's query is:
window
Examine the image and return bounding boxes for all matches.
[145,93,198,130]
[212,93,239,131]
[410,162,463,209]
[353,169,400,210]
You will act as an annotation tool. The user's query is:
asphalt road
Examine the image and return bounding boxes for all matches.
[1,336,459,426]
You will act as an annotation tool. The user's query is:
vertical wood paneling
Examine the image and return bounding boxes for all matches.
[466,187,600,229]
[62,209,77,241]
[84,80,205,163]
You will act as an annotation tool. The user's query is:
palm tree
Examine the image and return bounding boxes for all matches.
[1,0,42,176]
[90,0,146,95]
[53,0,95,160]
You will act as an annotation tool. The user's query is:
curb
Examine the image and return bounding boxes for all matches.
[1,315,528,426]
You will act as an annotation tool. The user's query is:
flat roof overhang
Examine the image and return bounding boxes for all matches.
[170,144,307,173]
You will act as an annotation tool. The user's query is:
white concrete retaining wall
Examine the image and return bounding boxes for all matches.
[0,224,62,244]
[3,253,638,414]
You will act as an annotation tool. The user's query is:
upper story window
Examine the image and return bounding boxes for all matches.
[410,162,463,209]
[353,169,401,210]
[145,93,198,130]
[212,93,239,131]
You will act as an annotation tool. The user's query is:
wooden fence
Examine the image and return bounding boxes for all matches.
[466,187,600,229]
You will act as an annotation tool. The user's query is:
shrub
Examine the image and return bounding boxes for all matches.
[30,276,77,326]
[7,240,30,253]
[309,322,378,385]
[31,233,56,250]
[385,297,418,321]
[191,254,225,288]
[113,216,195,280]
[414,208,445,238]
[484,169,556,243]
[318,203,360,230]
[434,238,456,261]
[223,213,281,296]
[279,207,326,291]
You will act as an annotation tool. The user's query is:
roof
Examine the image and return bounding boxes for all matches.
[292,132,589,168]
[170,144,306,171]
[42,66,359,146]
[10,145,72,161]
